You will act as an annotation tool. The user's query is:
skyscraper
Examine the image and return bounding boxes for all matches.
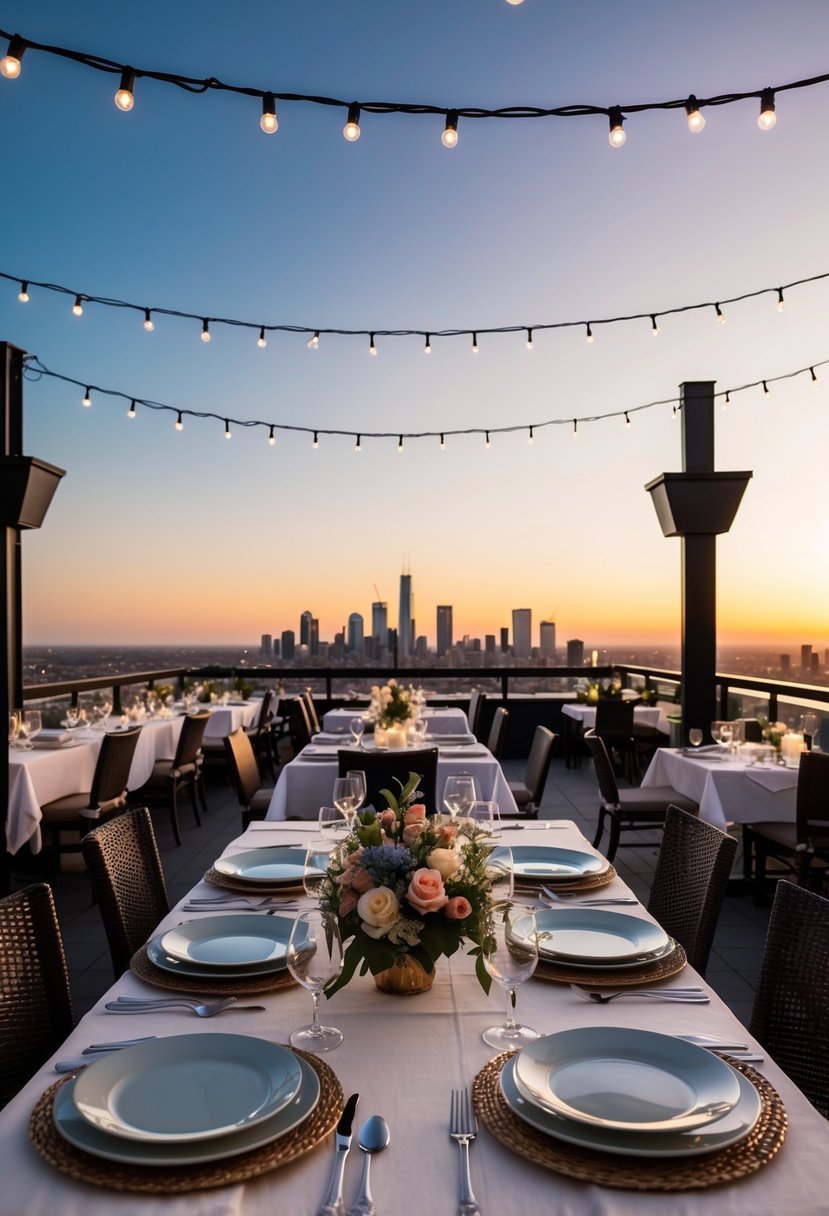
[281,630,295,660]
[372,601,388,649]
[437,605,453,657]
[512,608,532,660]
[539,621,556,659]
[310,619,320,656]
[347,613,364,653]
[801,644,813,673]
[399,572,412,659]
[300,611,313,647]
[260,633,272,659]
[567,639,585,666]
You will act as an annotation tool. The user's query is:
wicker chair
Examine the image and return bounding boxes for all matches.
[486,707,509,761]
[0,883,73,1107]
[749,881,829,1118]
[39,726,142,873]
[646,806,737,976]
[242,690,277,783]
[743,750,829,901]
[337,748,439,815]
[506,727,556,819]
[140,711,210,846]
[467,689,486,740]
[81,807,170,978]
[584,731,699,861]
[225,727,274,830]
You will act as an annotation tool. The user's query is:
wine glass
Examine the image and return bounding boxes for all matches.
[802,713,821,750]
[688,728,703,751]
[485,845,514,899]
[710,721,722,744]
[287,910,343,1052]
[64,705,81,730]
[346,770,367,813]
[303,844,331,898]
[443,775,477,820]
[482,901,539,1050]
[20,709,42,749]
[349,717,365,748]
[332,776,361,824]
[318,805,350,846]
[470,801,502,840]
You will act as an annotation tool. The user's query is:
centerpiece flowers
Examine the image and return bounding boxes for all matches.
[369,679,416,729]
[321,772,495,996]
[758,717,789,757]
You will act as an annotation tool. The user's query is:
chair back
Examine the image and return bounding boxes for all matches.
[524,726,556,805]
[290,697,313,751]
[81,807,170,978]
[337,748,439,815]
[0,883,73,1107]
[646,806,737,976]
[741,718,764,743]
[584,731,621,805]
[252,689,274,736]
[486,707,509,760]
[796,750,829,846]
[88,727,142,810]
[173,711,211,769]
[224,727,262,807]
[467,689,485,739]
[750,881,829,1117]
[304,690,322,735]
[594,699,634,742]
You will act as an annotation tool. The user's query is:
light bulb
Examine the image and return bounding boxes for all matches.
[398,435,404,452]
[369,333,377,356]
[572,419,578,436]
[471,332,479,353]
[82,387,91,407]
[224,419,232,439]
[175,412,183,431]
[201,319,211,343]
[143,308,154,331]
[269,426,276,445]
[758,89,776,130]
[777,287,785,312]
[526,328,534,350]
[608,107,626,147]
[424,333,431,354]
[312,431,319,448]
[0,36,25,79]
[528,426,534,444]
[723,391,731,409]
[307,331,320,349]
[439,433,445,449]
[505,0,525,5]
[441,111,458,148]
[585,322,594,343]
[715,303,725,324]
[763,380,771,397]
[260,92,278,134]
[355,434,361,451]
[257,326,267,348]
[811,367,819,389]
[72,295,83,317]
[485,431,491,448]
[114,67,135,112]
[624,411,631,427]
[651,314,660,336]
[685,96,705,133]
[127,399,136,418]
[343,102,361,141]
[17,281,28,302]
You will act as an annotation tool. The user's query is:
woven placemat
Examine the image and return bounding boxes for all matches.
[532,939,687,987]
[516,863,618,895]
[203,866,305,897]
[473,1052,787,1191]
[29,1048,342,1194]
[129,944,298,995]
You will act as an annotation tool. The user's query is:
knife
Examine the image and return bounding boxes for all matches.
[316,1092,359,1216]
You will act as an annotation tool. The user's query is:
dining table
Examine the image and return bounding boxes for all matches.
[641,748,799,831]
[0,817,825,1215]
[321,706,470,737]
[562,702,667,732]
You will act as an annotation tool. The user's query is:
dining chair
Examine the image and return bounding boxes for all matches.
[81,807,170,978]
[486,706,509,761]
[140,710,210,846]
[303,689,322,736]
[749,880,829,1118]
[224,727,274,830]
[743,750,829,902]
[594,699,637,785]
[505,726,556,819]
[584,731,699,861]
[39,726,142,876]
[288,696,314,755]
[243,689,277,782]
[337,748,439,815]
[646,806,737,976]
[0,883,74,1107]
[467,689,485,740]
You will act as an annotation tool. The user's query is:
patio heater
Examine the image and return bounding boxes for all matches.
[645,381,751,746]
[1,342,65,890]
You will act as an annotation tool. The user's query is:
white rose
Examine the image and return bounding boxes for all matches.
[357,886,400,939]
[426,848,460,881]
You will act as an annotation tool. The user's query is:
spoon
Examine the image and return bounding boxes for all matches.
[348,1115,390,1216]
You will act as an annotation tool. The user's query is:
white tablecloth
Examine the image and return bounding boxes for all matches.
[641,749,799,830]
[202,702,261,739]
[563,703,665,730]
[0,818,825,1215]
[267,742,517,819]
[322,706,470,736]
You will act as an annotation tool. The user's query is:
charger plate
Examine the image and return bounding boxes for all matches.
[532,939,687,986]
[160,914,291,969]
[516,863,618,896]
[203,866,305,897]
[30,1049,341,1193]
[472,1052,786,1191]
[130,943,297,995]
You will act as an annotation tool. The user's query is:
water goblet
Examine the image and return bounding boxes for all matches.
[18,709,42,749]
[485,845,514,899]
[64,706,81,730]
[303,844,332,899]
[470,801,502,840]
[349,717,365,748]
[332,776,361,825]
[802,712,821,750]
[287,910,344,1052]
[710,721,723,744]
[318,805,350,847]
[346,770,367,813]
[482,900,539,1050]
[688,728,703,751]
[443,774,477,820]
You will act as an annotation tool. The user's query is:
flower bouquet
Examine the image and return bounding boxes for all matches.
[320,772,495,996]
[369,679,416,729]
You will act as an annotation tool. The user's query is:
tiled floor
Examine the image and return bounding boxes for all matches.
[12,756,771,1027]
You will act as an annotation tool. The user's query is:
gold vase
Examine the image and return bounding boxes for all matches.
[374,955,435,995]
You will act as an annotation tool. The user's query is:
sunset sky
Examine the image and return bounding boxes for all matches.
[3,1,829,649]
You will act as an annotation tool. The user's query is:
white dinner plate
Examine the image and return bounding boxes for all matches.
[533,907,670,964]
[160,914,291,968]
[501,1054,760,1157]
[71,1034,303,1144]
[513,1027,741,1133]
[213,847,308,886]
[55,1053,319,1166]
[511,846,609,881]
[147,916,293,980]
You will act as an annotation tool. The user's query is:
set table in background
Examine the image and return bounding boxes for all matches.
[641,748,798,831]
[321,705,470,736]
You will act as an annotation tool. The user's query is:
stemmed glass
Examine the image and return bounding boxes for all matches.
[346,770,367,814]
[332,776,361,825]
[470,801,502,840]
[688,728,703,751]
[8,711,19,748]
[303,844,332,899]
[802,713,821,750]
[287,910,343,1052]
[19,709,42,749]
[443,775,477,820]
[485,845,514,899]
[482,901,539,1050]
[318,806,350,847]
[349,717,365,749]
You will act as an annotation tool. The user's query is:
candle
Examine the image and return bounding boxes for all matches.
[781,732,806,766]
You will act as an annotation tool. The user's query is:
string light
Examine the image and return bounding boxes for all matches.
[810,366,819,389]
[343,102,361,141]
[312,431,319,448]
[777,287,785,311]
[175,411,183,431]
[369,332,377,356]
[758,88,777,130]
[143,308,154,331]
[624,411,631,427]
[82,387,91,407]
[723,391,730,409]
[525,328,534,350]
[585,322,594,343]
[672,403,678,418]
[307,330,320,350]
[127,398,136,418]
[260,91,278,134]
[257,326,267,348]
[762,380,771,396]
[114,67,135,112]
[573,419,578,436]
[608,107,626,147]
[224,418,232,439]
[398,434,404,452]
[72,295,83,317]
[355,434,361,451]
[269,424,276,445]
[528,425,534,444]
[651,314,660,336]
[471,332,479,353]
[439,433,445,449]
[441,110,459,148]
[715,303,725,324]
[485,430,491,448]
[17,281,28,302]
[201,318,211,343]
[424,333,431,354]
[0,34,25,78]
[685,95,705,133]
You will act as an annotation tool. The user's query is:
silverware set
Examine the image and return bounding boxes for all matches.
[104,995,266,1017]
[54,1036,158,1073]
[570,983,710,1005]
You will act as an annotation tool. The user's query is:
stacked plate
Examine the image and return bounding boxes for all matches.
[501,1027,763,1158]
[511,846,610,886]
[533,907,675,971]
[213,847,309,888]
[146,913,293,980]
[52,1034,320,1166]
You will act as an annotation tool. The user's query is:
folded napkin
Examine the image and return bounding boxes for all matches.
[31,730,74,748]
[744,767,799,793]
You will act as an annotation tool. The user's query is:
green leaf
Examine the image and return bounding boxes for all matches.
[474,949,492,995]
[379,787,399,812]
[324,936,365,998]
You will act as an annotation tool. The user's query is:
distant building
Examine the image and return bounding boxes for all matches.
[512,609,532,660]
[801,644,813,673]
[260,633,272,659]
[372,601,388,650]
[310,619,320,657]
[539,620,556,659]
[500,627,510,654]
[485,634,496,655]
[415,635,429,660]
[347,613,364,653]
[437,605,453,657]
[399,574,412,659]
[281,630,296,661]
[300,611,313,647]
[567,638,585,667]
[812,652,820,675]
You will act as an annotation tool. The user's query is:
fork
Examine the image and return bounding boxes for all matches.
[104,996,265,1017]
[541,886,638,906]
[449,1089,481,1216]
[570,984,709,1004]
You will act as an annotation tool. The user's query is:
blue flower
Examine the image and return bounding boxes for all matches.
[360,844,418,888]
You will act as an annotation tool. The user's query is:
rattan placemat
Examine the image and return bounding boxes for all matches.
[203,866,305,896]
[532,939,687,986]
[129,944,298,995]
[473,1051,787,1191]
[516,863,618,895]
[29,1048,342,1194]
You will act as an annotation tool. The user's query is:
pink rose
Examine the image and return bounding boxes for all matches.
[404,804,427,826]
[349,867,375,894]
[436,824,458,847]
[379,810,396,832]
[407,867,448,913]
[402,823,425,845]
[339,889,358,917]
[444,896,472,921]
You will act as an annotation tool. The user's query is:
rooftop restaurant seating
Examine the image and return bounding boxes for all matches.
[81,807,170,978]
[743,749,829,902]
[486,706,509,761]
[0,883,73,1107]
[584,730,699,861]
[467,689,485,741]
[749,880,829,1118]
[140,710,210,847]
[303,689,322,735]
[646,806,737,977]
[337,747,439,816]
[288,696,314,756]
[224,727,274,830]
[243,689,277,783]
[505,726,556,819]
[594,699,637,785]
